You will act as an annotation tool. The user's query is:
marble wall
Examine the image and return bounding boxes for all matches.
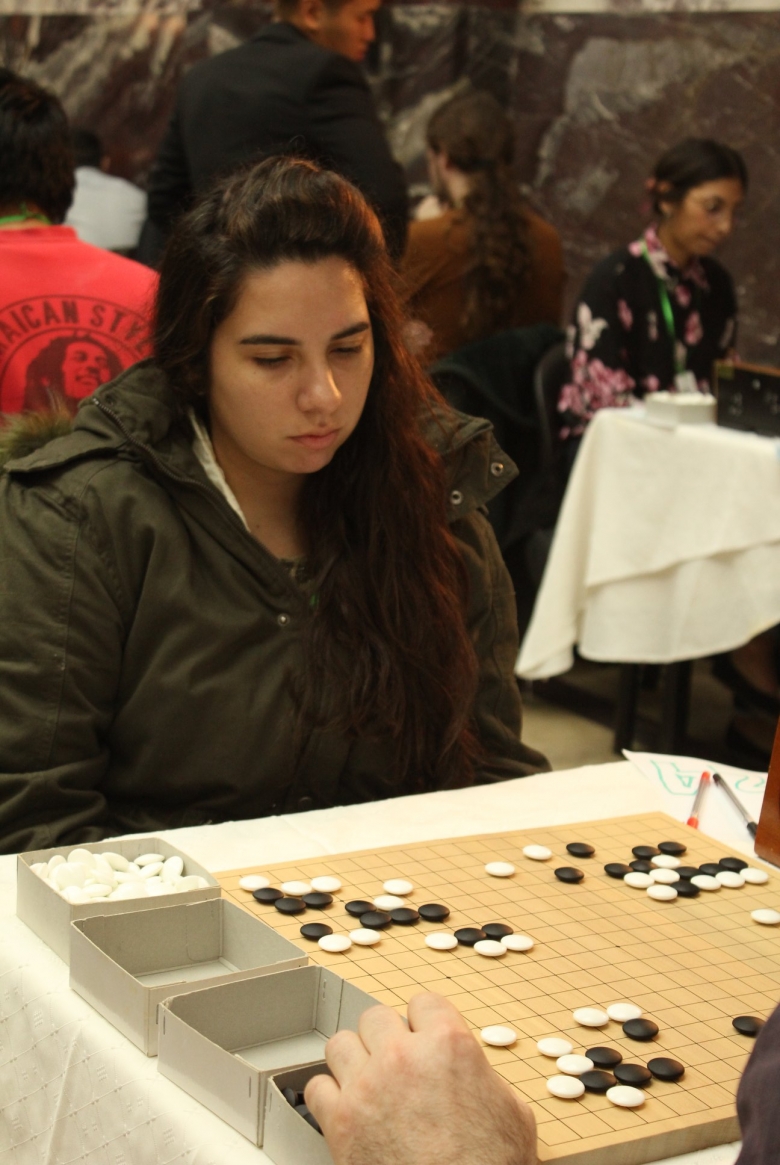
[2,3,780,362]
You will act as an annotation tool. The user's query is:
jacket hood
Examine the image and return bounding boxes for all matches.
[3,360,517,517]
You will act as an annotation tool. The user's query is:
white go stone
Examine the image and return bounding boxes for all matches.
[691,875,721,892]
[30,863,48,877]
[743,868,770,885]
[485,861,515,878]
[61,886,91,904]
[425,932,458,951]
[647,884,678,902]
[536,1037,573,1058]
[547,1076,585,1100]
[481,1025,517,1047]
[135,853,164,866]
[383,879,414,896]
[624,872,653,889]
[115,868,143,883]
[82,883,113,898]
[147,881,175,896]
[501,934,534,952]
[349,928,382,946]
[102,852,130,871]
[474,940,507,958]
[311,876,342,893]
[373,895,406,911]
[318,934,352,953]
[110,882,148,900]
[751,909,780,926]
[239,875,271,892]
[68,848,96,867]
[557,1054,594,1075]
[178,875,209,891]
[162,856,184,881]
[281,881,311,896]
[140,862,165,879]
[573,1007,609,1028]
[52,863,87,890]
[606,1003,642,1023]
[650,868,680,884]
[523,845,552,861]
[47,854,66,870]
[607,1085,645,1108]
[650,854,681,869]
[716,871,746,889]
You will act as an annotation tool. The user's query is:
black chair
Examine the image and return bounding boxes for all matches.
[532,339,569,478]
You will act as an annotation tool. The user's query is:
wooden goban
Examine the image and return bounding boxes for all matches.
[219,812,779,1165]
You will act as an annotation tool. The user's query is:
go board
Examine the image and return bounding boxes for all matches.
[218,812,780,1165]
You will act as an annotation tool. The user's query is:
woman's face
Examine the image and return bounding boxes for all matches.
[208,256,374,481]
[661,177,744,258]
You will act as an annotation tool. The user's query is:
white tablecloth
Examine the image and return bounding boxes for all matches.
[517,409,780,679]
[0,763,746,1165]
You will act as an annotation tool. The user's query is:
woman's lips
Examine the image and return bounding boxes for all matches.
[290,430,340,450]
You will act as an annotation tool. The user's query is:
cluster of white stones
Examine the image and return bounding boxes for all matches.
[30,849,210,904]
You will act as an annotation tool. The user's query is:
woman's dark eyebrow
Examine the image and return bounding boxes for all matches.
[239,321,369,346]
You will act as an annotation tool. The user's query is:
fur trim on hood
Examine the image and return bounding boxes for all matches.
[0,409,74,470]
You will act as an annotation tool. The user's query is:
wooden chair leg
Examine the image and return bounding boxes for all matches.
[658,660,693,753]
[614,664,641,752]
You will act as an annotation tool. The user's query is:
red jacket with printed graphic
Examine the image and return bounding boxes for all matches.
[0,227,157,415]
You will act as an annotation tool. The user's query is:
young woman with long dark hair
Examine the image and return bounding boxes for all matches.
[0,156,547,853]
[400,90,564,361]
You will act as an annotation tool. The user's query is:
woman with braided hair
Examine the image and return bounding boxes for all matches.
[400,90,564,362]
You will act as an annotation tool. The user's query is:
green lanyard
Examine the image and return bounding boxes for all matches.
[641,240,685,374]
[0,204,51,227]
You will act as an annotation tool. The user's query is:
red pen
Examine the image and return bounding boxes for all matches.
[687,771,710,829]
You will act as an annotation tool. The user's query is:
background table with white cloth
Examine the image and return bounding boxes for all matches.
[516,409,780,681]
[1,760,761,1165]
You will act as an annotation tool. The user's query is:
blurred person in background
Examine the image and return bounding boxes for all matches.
[559,138,747,446]
[400,90,565,363]
[65,129,147,254]
[143,0,407,264]
[0,71,156,415]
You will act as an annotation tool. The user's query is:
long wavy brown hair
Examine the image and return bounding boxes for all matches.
[427,90,531,342]
[154,157,480,793]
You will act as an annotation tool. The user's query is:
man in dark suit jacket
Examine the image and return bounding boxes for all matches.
[145,0,407,260]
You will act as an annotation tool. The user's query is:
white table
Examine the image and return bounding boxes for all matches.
[517,409,780,680]
[0,763,745,1165]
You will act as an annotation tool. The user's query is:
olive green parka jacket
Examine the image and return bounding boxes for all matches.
[0,362,548,854]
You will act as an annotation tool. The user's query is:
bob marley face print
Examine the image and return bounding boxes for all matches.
[0,294,152,414]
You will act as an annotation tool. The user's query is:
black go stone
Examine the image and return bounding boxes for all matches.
[676,866,700,880]
[658,841,687,856]
[581,1070,616,1093]
[699,863,722,877]
[253,887,283,903]
[632,845,660,859]
[418,903,450,922]
[566,842,595,858]
[482,922,513,940]
[623,1018,659,1042]
[629,859,653,873]
[295,1104,323,1135]
[300,922,333,941]
[454,927,487,946]
[554,867,584,884]
[719,856,748,872]
[360,910,392,929]
[302,892,333,909]
[586,1047,623,1069]
[345,900,374,917]
[676,881,701,898]
[390,907,420,925]
[733,1015,765,1037]
[648,1057,685,1082]
[605,863,631,879]
[275,897,307,915]
[283,1087,298,1107]
[614,1063,653,1088]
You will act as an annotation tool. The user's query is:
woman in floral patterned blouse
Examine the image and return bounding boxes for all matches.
[559,139,747,442]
